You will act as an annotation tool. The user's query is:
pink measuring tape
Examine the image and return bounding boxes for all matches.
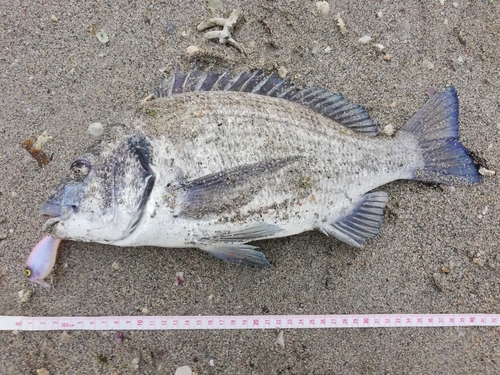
[2,314,499,331]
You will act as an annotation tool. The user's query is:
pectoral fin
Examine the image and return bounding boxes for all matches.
[202,222,284,243]
[322,192,388,247]
[199,244,271,268]
[175,157,300,218]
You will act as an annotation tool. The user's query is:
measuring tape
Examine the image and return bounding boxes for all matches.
[2,314,499,331]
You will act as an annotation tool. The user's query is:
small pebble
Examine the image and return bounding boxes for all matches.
[432,273,446,292]
[457,56,464,63]
[141,307,149,314]
[472,258,485,267]
[175,366,192,375]
[96,31,109,44]
[175,271,185,286]
[383,125,395,136]
[376,11,383,18]
[452,2,459,8]
[276,330,285,348]
[207,0,222,13]
[111,261,120,270]
[115,332,124,344]
[50,15,58,22]
[36,369,50,375]
[441,266,451,274]
[324,46,332,53]
[315,1,330,15]
[440,0,445,5]
[427,87,437,97]
[478,167,495,176]
[382,54,393,61]
[185,45,202,58]
[60,331,70,343]
[209,359,215,366]
[18,289,33,304]
[131,358,139,370]
[422,59,434,69]
[444,18,449,25]
[477,206,488,219]
[88,122,104,136]
[277,66,287,79]
[358,35,372,44]
[373,43,384,51]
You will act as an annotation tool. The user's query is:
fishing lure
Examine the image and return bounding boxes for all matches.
[26,236,61,287]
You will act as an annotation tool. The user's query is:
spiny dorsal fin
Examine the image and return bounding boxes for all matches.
[154,70,378,136]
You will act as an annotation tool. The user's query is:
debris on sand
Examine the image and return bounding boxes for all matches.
[88,122,104,137]
[334,14,347,35]
[276,330,285,348]
[277,66,287,79]
[422,59,434,69]
[358,35,372,44]
[315,1,330,15]
[197,10,245,53]
[22,131,53,167]
[186,45,203,58]
[478,167,495,177]
[175,366,192,375]
[175,271,185,286]
[472,258,485,267]
[96,30,109,44]
[383,125,395,136]
[476,206,488,220]
[18,289,33,304]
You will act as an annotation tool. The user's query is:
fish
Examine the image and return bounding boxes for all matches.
[39,70,481,268]
[26,235,61,287]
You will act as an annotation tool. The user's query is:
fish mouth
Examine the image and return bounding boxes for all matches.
[40,202,76,218]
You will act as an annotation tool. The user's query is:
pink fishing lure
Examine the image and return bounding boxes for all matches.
[26,236,61,287]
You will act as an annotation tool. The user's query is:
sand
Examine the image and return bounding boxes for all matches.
[1,0,499,373]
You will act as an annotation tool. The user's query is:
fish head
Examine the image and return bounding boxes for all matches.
[41,126,155,243]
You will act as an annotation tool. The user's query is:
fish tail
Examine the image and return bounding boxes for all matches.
[401,87,481,184]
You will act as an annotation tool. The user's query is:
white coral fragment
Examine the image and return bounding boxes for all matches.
[197,10,244,53]
[334,14,347,35]
[478,167,495,177]
[33,131,52,149]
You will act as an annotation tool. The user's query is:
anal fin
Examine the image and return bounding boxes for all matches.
[199,244,271,268]
[322,192,388,247]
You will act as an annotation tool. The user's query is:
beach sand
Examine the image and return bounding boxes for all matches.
[1,0,499,373]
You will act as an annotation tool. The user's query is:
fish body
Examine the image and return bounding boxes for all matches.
[41,71,480,267]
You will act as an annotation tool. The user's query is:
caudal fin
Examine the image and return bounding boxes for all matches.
[401,87,481,184]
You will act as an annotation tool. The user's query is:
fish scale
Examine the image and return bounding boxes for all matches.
[39,71,480,268]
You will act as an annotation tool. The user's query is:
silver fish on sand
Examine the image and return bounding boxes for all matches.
[40,70,481,268]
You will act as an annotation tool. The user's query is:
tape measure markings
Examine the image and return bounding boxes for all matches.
[1,314,498,331]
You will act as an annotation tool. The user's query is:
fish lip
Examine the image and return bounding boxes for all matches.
[40,203,75,234]
[39,202,75,218]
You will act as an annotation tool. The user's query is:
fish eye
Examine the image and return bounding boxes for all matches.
[70,158,91,181]
[26,268,31,277]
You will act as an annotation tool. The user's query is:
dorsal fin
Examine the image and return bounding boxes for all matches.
[154,70,378,136]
